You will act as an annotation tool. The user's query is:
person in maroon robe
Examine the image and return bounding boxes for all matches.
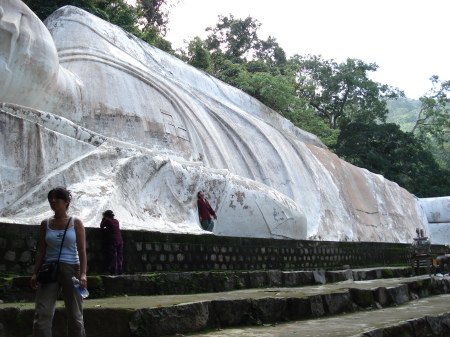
[197,191,217,232]
[100,210,123,275]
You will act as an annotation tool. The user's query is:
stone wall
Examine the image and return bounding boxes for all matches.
[0,223,445,275]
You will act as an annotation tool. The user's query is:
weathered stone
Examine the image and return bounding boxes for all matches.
[210,272,238,292]
[349,288,376,308]
[129,302,212,337]
[266,270,282,287]
[101,275,157,296]
[83,308,133,337]
[252,297,289,323]
[282,271,300,287]
[286,297,312,320]
[359,328,384,337]
[386,284,410,305]
[406,317,436,337]
[248,271,267,288]
[325,270,353,283]
[297,271,315,285]
[380,321,415,336]
[407,278,432,299]
[323,292,353,315]
[422,197,450,245]
[313,270,326,284]
[372,287,390,307]
[211,299,251,326]
[309,295,326,317]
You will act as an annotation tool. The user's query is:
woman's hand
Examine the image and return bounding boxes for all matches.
[79,273,87,290]
[30,274,38,290]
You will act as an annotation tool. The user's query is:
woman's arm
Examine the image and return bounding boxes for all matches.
[30,220,47,290]
[75,217,87,289]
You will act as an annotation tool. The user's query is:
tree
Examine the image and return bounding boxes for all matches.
[205,15,262,62]
[138,0,180,36]
[291,55,403,129]
[334,121,450,197]
[181,37,212,72]
[411,75,450,146]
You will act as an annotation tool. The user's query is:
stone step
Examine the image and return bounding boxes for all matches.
[0,267,415,303]
[188,294,450,337]
[1,273,449,337]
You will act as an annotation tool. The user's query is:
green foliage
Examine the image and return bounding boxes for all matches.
[205,15,262,60]
[387,97,421,129]
[291,55,403,129]
[334,121,450,197]
[138,0,179,36]
[181,37,212,71]
[387,90,449,171]
[411,75,450,146]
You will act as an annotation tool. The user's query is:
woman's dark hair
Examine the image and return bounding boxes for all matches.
[197,191,203,199]
[47,187,72,210]
[103,210,115,218]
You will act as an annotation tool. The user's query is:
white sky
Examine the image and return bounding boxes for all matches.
[164,0,450,99]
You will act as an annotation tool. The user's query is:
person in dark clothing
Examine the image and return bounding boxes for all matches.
[197,191,217,232]
[100,210,123,275]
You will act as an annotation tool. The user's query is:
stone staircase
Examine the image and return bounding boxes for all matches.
[1,267,450,336]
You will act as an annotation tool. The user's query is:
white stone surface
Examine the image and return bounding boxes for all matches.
[0,1,433,242]
[420,197,450,223]
[420,197,450,245]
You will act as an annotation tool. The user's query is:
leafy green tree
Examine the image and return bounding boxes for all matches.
[180,37,212,72]
[205,15,262,61]
[334,121,450,197]
[291,55,403,129]
[411,75,450,146]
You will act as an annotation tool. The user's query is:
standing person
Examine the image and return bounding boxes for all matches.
[30,187,87,337]
[100,210,123,275]
[197,191,217,232]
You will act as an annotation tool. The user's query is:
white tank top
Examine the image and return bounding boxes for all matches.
[45,217,80,264]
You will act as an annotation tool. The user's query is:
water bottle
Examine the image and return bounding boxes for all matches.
[72,276,89,299]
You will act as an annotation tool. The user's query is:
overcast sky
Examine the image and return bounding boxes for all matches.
[164,0,450,99]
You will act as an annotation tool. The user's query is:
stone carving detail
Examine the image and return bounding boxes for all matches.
[0,0,429,241]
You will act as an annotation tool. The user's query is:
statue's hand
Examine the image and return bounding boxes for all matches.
[0,0,59,105]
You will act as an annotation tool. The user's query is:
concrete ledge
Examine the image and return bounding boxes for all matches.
[0,267,413,303]
[1,274,450,336]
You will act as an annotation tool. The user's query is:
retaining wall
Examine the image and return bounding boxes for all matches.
[0,223,445,275]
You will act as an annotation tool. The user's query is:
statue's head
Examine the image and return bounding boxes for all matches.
[0,0,58,105]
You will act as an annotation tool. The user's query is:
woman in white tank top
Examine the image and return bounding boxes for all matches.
[30,187,87,337]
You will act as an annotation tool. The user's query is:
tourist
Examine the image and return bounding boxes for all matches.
[30,187,87,337]
[197,191,217,232]
[100,210,123,275]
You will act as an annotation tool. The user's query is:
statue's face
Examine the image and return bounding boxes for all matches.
[0,0,58,104]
